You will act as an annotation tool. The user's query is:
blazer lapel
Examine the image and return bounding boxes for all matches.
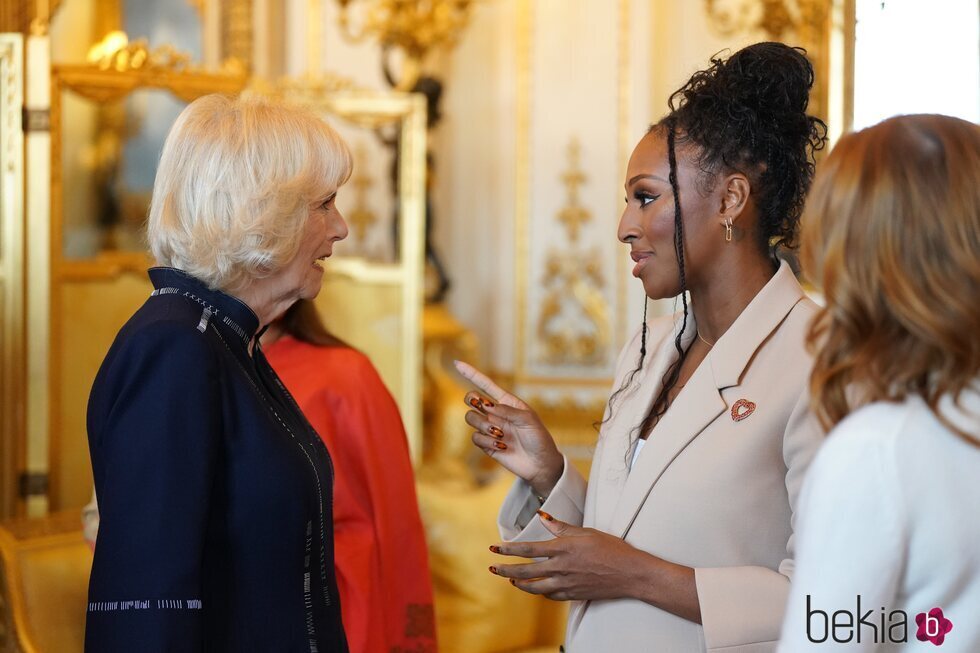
[609,355,726,538]
[590,318,686,534]
[607,261,807,539]
[708,261,807,390]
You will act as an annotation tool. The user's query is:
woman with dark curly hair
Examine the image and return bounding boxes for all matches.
[456,42,828,651]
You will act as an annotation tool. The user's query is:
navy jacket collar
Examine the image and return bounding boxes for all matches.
[148,267,259,346]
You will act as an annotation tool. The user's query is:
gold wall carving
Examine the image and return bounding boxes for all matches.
[515,0,628,400]
[557,138,590,241]
[535,137,610,367]
[0,34,25,519]
[536,249,610,366]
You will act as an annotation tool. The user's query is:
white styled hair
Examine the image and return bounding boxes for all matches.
[147,93,352,292]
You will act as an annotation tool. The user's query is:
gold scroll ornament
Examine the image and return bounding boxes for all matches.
[536,138,611,366]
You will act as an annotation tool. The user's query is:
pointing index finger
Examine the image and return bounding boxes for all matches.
[453,360,514,404]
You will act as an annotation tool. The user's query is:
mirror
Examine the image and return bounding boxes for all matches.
[61,88,189,258]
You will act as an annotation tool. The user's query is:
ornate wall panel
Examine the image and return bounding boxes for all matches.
[512,0,647,417]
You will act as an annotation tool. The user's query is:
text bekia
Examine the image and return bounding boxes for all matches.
[806,595,908,644]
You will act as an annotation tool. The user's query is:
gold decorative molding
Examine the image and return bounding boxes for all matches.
[54,56,247,106]
[87,31,192,73]
[0,34,25,519]
[536,249,611,366]
[704,0,827,40]
[557,138,591,242]
[535,134,611,366]
[249,72,365,109]
[515,2,628,389]
[347,141,379,244]
[221,0,253,73]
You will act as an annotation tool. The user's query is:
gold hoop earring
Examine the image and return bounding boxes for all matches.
[725,218,733,243]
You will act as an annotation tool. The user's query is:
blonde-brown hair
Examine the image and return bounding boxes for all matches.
[803,114,980,443]
[148,93,352,293]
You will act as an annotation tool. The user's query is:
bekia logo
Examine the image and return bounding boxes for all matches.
[916,608,953,646]
[806,596,954,646]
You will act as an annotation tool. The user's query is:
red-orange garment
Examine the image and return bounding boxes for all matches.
[264,336,436,653]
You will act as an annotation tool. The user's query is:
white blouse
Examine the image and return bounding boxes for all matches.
[778,384,980,652]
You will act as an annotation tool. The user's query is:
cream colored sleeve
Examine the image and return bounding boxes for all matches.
[695,389,825,652]
[497,455,588,542]
[81,489,100,548]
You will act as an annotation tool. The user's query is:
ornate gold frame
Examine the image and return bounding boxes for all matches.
[0,33,25,520]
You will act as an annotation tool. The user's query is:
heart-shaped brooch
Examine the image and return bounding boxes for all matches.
[731,399,756,422]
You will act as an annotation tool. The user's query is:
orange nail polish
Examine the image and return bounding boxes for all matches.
[493,441,507,450]
[481,398,495,408]
[489,426,504,437]
[536,509,554,521]
[469,397,482,409]
[489,565,498,574]
[489,545,501,554]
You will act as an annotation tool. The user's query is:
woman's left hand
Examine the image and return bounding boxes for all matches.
[489,512,702,623]
[488,512,655,602]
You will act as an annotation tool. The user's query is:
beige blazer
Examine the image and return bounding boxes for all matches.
[500,261,824,653]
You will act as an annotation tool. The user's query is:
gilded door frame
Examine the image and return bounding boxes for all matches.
[0,33,25,519]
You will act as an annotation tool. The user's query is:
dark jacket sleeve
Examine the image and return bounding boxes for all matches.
[85,321,221,653]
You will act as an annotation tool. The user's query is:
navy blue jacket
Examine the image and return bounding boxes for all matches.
[85,268,349,652]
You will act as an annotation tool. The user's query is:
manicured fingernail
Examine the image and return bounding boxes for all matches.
[489,545,501,554]
[481,398,495,408]
[469,397,482,409]
[493,441,507,450]
[536,509,554,521]
[488,565,498,574]
[489,426,504,437]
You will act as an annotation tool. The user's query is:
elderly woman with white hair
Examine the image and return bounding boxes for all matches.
[85,94,352,652]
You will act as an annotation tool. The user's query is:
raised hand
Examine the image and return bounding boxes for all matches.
[454,360,564,498]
